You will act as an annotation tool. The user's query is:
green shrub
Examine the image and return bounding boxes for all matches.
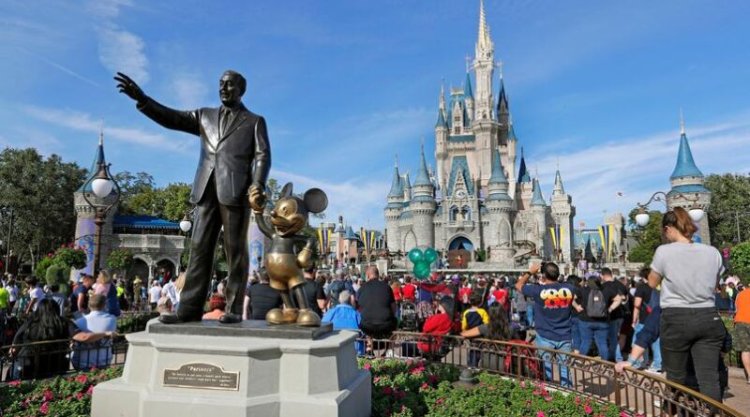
[34,256,55,281]
[54,246,87,270]
[45,264,66,287]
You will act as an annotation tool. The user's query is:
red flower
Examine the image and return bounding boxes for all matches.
[363,363,372,371]
[537,412,546,417]
[87,385,95,395]
[40,402,49,415]
[76,392,84,400]
[421,382,429,390]
[575,396,582,405]
[43,389,54,401]
[8,380,21,387]
[75,374,88,384]
[382,387,392,395]
[436,398,444,405]
[584,405,593,414]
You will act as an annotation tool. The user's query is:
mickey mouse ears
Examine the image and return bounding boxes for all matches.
[303,188,328,214]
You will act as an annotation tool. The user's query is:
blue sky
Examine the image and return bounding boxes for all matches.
[1,0,749,230]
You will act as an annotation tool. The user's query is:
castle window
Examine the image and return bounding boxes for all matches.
[449,206,459,221]
[462,206,472,222]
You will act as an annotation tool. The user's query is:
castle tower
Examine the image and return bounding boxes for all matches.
[667,116,711,244]
[411,144,437,248]
[74,133,119,276]
[550,169,576,263]
[384,162,404,251]
[530,178,547,258]
[515,149,533,210]
[435,84,449,185]
[485,150,514,262]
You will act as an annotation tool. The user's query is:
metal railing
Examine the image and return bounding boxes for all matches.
[0,337,128,382]
[361,331,745,417]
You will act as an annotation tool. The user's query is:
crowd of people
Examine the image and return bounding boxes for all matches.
[1,207,749,406]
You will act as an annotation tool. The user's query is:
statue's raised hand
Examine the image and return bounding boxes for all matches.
[114,72,146,103]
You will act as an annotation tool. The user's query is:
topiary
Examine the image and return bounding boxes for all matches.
[45,263,66,287]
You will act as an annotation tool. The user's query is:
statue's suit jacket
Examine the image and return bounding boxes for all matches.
[137,97,271,206]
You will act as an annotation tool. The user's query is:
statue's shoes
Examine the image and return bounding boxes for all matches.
[218,313,242,324]
[158,313,202,324]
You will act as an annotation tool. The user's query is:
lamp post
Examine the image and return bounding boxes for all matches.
[634,191,704,227]
[81,137,121,278]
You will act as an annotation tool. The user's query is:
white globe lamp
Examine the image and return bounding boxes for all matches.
[635,212,650,227]
[688,208,704,222]
[179,219,192,233]
[91,177,114,198]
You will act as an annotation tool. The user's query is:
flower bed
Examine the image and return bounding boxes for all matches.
[1,360,634,417]
[362,358,629,417]
[0,367,122,417]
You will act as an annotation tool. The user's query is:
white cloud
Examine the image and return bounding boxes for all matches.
[22,105,191,154]
[97,26,149,83]
[85,0,149,83]
[532,115,750,227]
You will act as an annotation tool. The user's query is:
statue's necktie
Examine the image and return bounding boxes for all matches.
[220,108,231,136]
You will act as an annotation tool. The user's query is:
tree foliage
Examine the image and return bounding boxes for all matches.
[730,242,750,283]
[705,173,750,247]
[106,248,134,271]
[114,170,191,223]
[627,209,663,265]
[0,148,86,264]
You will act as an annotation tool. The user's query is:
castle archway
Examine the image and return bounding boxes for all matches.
[448,236,474,251]
[447,235,473,269]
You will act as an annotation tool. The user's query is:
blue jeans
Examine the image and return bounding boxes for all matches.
[534,334,572,388]
[578,320,609,359]
[608,318,623,362]
[571,316,582,352]
[526,305,535,328]
[632,323,661,370]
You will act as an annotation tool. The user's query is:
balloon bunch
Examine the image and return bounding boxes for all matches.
[408,247,438,280]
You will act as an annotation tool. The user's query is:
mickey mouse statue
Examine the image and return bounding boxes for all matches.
[250,182,327,326]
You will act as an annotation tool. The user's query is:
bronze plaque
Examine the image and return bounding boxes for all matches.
[163,363,239,391]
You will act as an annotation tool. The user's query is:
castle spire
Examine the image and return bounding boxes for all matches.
[679,108,686,135]
[531,178,546,206]
[414,141,432,187]
[553,169,565,195]
[477,0,493,53]
[387,162,403,198]
[464,72,474,99]
[518,148,531,183]
[670,118,704,179]
[489,149,508,184]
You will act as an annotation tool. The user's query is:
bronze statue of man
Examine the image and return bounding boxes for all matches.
[115,71,270,324]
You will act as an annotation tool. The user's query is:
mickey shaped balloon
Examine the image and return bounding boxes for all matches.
[408,247,438,280]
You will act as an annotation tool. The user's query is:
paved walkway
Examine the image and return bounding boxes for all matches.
[725,367,750,415]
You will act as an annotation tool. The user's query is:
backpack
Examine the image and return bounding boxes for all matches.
[586,285,608,319]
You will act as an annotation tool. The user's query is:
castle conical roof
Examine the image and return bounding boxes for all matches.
[670,132,704,179]
[414,144,432,187]
[464,72,474,99]
[518,150,531,183]
[488,150,508,184]
[531,179,546,206]
[387,165,404,198]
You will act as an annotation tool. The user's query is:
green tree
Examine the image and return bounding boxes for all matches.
[107,248,134,272]
[730,242,750,284]
[627,209,663,265]
[113,171,155,215]
[0,148,86,264]
[160,183,191,222]
[705,173,750,247]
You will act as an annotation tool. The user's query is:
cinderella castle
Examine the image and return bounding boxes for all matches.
[384,1,576,269]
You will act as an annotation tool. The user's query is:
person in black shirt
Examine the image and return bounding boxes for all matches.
[357,266,397,339]
[245,270,282,321]
[297,266,327,317]
[600,268,628,361]
[572,276,623,360]
[567,275,583,354]
[631,267,661,371]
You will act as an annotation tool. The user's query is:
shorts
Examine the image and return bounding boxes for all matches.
[735,322,750,351]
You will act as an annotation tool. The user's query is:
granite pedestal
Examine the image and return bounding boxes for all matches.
[91,319,371,417]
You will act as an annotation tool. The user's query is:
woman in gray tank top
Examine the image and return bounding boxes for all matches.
[648,207,726,404]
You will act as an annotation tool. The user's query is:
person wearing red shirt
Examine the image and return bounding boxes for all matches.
[417,298,455,356]
[391,280,403,303]
[491,278,510,313]
[402,276,417,303]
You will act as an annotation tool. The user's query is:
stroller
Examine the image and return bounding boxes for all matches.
[399,302,419,331]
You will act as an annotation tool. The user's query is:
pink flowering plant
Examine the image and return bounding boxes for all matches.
[0,367,122,417]
[362,358,625,417]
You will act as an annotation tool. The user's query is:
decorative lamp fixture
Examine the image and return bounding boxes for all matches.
[179,216,192,233]
[91,165,114,198]
[635,191,702,228]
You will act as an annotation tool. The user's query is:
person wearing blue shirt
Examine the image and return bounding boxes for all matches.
[515,262,573,387]
[322,290,361,331]
[71,294,117,370]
